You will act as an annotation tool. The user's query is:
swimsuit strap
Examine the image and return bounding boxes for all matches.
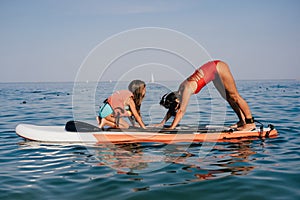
[187,60,220,94]
[187,69,204,82]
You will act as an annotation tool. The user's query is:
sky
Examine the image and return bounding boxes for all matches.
[0,0,299,82]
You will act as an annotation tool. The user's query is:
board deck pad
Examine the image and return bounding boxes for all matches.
[65,120,232,133]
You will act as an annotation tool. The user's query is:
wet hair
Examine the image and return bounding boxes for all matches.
[128,80,146,115]
[160,91,180,116]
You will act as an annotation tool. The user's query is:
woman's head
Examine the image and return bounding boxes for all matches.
[128,80,146,114]
[160,91,180,116]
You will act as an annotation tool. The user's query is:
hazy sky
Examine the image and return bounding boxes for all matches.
[0,0,299,82]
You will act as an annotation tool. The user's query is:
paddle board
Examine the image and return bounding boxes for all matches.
[15,121,278,144]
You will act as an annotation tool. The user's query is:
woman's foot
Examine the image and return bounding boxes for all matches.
[237,123,256,131]
[230,120,245,129]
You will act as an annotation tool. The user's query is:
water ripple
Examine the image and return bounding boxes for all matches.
[0,81,299,200]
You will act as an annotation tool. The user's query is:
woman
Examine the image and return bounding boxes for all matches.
[96,80,147,129]
[158,60,256,131]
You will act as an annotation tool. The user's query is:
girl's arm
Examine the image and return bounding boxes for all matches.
[128,98,146,129]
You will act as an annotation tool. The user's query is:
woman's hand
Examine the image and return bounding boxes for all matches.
[162,127,175,131]
[148,123,163,128]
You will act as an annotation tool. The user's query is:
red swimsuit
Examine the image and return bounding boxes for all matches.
[187,60,220,94]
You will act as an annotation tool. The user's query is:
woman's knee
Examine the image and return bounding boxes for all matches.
[227,93,241,103]
[216,61,230,74]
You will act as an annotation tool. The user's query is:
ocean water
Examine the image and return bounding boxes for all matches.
[0,80,299,200]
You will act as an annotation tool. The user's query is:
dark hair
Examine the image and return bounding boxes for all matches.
[128,80,146,115]
[160,91,180,116]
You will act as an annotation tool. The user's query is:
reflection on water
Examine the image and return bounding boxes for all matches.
[91,140,260,183]
[15,138,266,192]
[15,140,270,198]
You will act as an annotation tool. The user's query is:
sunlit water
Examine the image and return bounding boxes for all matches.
[0,80,299,200]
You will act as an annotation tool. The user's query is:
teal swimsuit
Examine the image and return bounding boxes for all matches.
[98,103,113,118]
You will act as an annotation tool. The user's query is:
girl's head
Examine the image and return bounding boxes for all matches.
[128,80,146,113]
[160,91,180,116]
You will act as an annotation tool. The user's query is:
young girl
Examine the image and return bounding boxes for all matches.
[158,60,256,131]
[96,80,147,129]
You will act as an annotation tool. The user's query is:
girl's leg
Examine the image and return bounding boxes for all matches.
[117,118,130,129]
[104,114,130,129]
[97,115,116,128]
[214,61,255,130]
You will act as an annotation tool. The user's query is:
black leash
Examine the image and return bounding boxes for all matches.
[253,118,264,137]
[253,118,275,138]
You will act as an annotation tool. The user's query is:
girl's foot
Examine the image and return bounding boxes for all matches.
[96,116,105,128]
[96,116,101,127]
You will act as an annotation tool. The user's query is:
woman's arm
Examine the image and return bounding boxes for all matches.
[128,98,146,129]
[168,109,185,129]
[168,83,193,129]
[152,110,172,127]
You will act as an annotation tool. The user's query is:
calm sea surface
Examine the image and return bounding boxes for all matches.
[0,80,299,200]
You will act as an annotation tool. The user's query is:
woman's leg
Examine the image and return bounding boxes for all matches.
[214,61,255,130]
[213,74,245,127]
